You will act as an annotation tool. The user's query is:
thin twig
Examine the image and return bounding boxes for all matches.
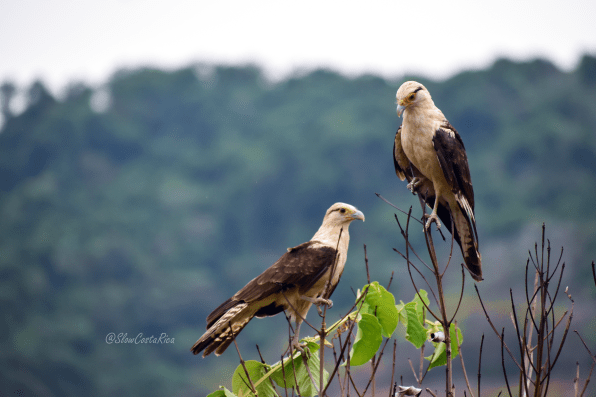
[426,388,438,397]
[508,288,531,397]
[390,340,397,397]
[408,358,420,384]
[233,331,257,395]
[387,270,395,290]
[580,360,595,397]
[364,244,371,284]
[321,289,369,396]
[257,344,279,395]
[280,290,318,333]
[475,284,524,372]
[362,338,390,396]
[575,330,596,364]
[455,321,475,397]
[575,361,580,397]
[394,214,434,274]
[478,334,484,397]
[375,192,424,226]
[392,246,440,309]
[449,265,467,324]
[501,328,513,397]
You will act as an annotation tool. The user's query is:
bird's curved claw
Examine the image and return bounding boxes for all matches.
[424,213,441,231]
[314,298,333,316]
[289,337,308,357]
[407,177,421,194]
[301,296,333,316]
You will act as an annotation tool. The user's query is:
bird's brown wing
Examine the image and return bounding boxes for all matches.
[206,241,337,327]
[432,120,482,281]
[432,121,475,210]
[394,125,455,234]
[393,126,411,182]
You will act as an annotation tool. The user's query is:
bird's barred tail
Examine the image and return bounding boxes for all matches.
[191,302,252,357]
[453,196,483,282]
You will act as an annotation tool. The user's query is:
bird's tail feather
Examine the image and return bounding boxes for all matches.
[191,302,252,357]
[453,196,483,282]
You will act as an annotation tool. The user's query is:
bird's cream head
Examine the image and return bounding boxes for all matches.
[313,202,365,244]
[313,203,364,241]
[323,202,365,226]
[395,81,431,117]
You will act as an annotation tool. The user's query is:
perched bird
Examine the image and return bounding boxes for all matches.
[393,81,482,281]
[191,202,365,357]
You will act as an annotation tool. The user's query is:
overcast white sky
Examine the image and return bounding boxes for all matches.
[1,0,596,94]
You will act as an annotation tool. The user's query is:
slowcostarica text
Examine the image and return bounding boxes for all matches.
[105,332,175,344]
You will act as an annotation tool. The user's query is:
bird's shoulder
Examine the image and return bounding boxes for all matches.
[432,119,475,207]
[231,240,337,302]
[434,120,465,149]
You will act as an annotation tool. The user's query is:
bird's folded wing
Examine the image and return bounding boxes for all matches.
[432,121,475,210]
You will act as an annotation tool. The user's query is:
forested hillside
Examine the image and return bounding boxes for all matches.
[1,55,595,396]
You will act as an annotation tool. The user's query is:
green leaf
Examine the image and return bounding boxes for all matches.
[411,289,429,324]
[269,345,328,396]
[232,360,276,397]
[425,323,463,370]
[296,352,328,397]
[207,386,237,397]
[349,313,383,366]
[404,302,427,348]
[360,281,399,337]
[396,301,408,325]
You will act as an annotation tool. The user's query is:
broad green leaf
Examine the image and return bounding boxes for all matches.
[425,323,463,370]
[207,386,237,397]
[404,302,426,348]
[396,301,408,325]
[360,281,399,337]
[296,351,328,397]
[411,289,429,324]
[349,313,383,366]
[269,345,328,396]
[232,360,276,397]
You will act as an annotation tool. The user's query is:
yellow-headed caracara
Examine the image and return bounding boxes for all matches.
[191,202,365,357]
[393,81,482,281]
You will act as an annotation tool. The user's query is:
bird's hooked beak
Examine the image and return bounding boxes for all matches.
[350,210,365,222]
[396,100,405,117]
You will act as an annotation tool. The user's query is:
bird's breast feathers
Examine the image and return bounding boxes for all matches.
[401,122,441,179]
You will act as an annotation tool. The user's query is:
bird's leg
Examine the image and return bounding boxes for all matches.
[407,177,422,194]
[290,320,307,356]
[424,196,442,230]
[301,295,333,316]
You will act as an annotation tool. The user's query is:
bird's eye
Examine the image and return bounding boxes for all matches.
[409,93,416,101]
[340,208,346,214]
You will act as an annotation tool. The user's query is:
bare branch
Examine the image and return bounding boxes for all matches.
[580,360,595,397]
[364,244,371,284]
[478,334,484,397]
[575,330,596,364]
[425,388,438,397]
[408,358,420,384]
[387,270,395,290]
[362,338,390,396]
[455,321,475,397]
[389,340,397,397]
[375,192,424,226]
[449,265,467,324]
[501,328,513,397]
[475,284,524,372]
[232,328,257,396]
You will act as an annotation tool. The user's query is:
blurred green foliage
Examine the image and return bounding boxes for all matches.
[1,55,595,396]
